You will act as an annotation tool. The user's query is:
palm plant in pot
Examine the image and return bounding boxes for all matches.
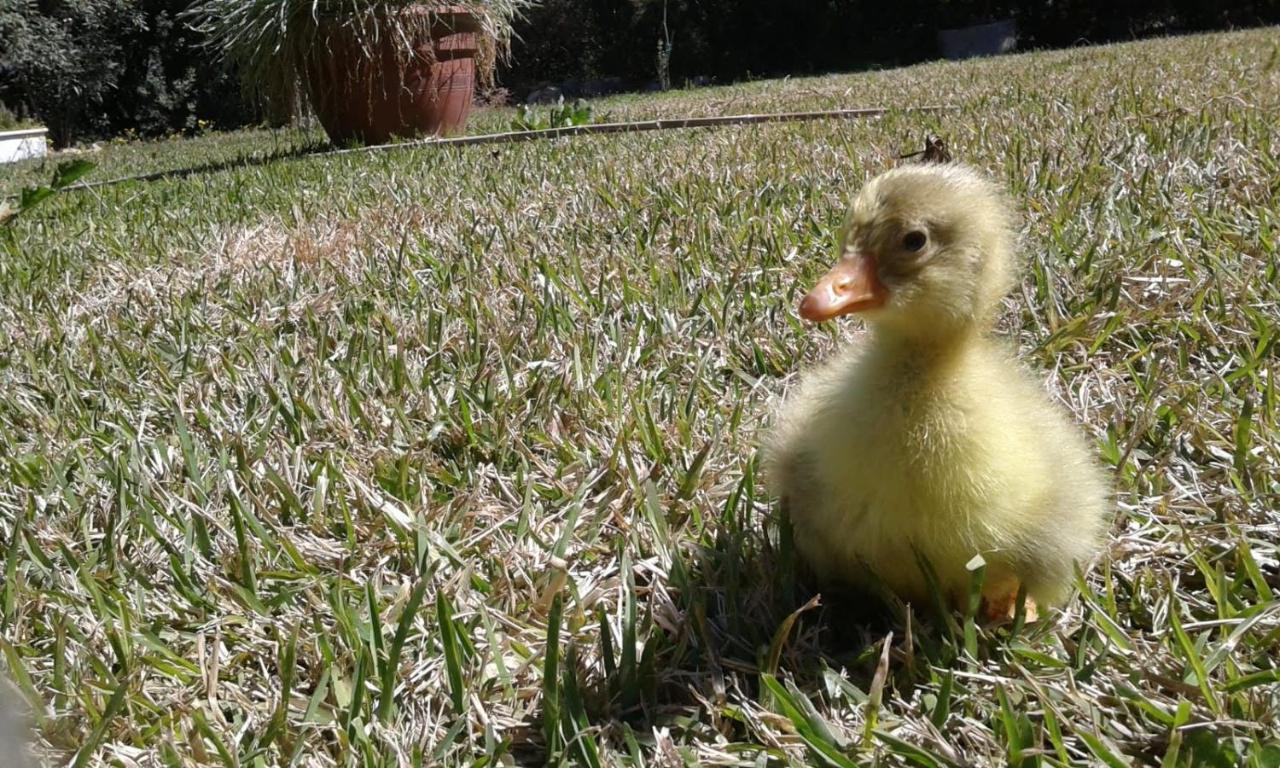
[186,0,536,145]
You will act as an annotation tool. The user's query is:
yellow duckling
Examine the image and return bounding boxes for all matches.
[0,680,33,768]
[765,163,1109,620]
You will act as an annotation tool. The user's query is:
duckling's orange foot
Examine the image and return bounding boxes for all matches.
[980,590,1039,623]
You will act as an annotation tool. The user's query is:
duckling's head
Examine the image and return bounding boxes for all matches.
[800,163,1018,339]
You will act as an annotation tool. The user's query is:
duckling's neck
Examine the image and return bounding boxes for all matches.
[856,324,990,417]
[867,321,988,367]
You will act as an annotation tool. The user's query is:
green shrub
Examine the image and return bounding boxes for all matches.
[500,0,1277,97]
[0,103,34,130]
[0,0,249,147]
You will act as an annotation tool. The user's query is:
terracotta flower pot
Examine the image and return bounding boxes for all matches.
[304,5,481,145]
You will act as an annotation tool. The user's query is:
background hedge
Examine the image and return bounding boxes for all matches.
[1,0,1274,146]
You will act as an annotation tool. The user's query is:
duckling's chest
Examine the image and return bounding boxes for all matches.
[782,341,1053,596]
[812,363,989,521]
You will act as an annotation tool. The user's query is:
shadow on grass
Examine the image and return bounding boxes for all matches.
[672,510,903,685]
[61,141,334,195]
[612,507,930,746]
[521,506,907,765]
[525,490,975,764]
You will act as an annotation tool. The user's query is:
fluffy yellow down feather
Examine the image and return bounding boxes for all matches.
[765,163,1109,619]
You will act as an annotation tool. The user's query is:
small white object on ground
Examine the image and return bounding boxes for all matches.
[0,127,48,164]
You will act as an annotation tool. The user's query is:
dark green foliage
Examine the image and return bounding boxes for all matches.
[0,102,35,130]
[501,0,1278,96]
[0,0,130,146]
[0,0,249,147]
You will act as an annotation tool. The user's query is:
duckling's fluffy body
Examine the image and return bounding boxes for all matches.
[766,164,1109,614]
[768,329,1108,610]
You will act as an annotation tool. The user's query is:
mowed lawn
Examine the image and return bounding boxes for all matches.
[2,27,1278,767]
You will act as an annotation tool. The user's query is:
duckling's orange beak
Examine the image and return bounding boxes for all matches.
[799,253,888,322]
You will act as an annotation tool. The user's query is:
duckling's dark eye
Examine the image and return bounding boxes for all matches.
[903,231,927,252]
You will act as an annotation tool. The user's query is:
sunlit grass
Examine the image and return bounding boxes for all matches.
[1,26,1278,767]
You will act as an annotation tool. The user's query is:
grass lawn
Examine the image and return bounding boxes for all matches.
[2,27,1279,767]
